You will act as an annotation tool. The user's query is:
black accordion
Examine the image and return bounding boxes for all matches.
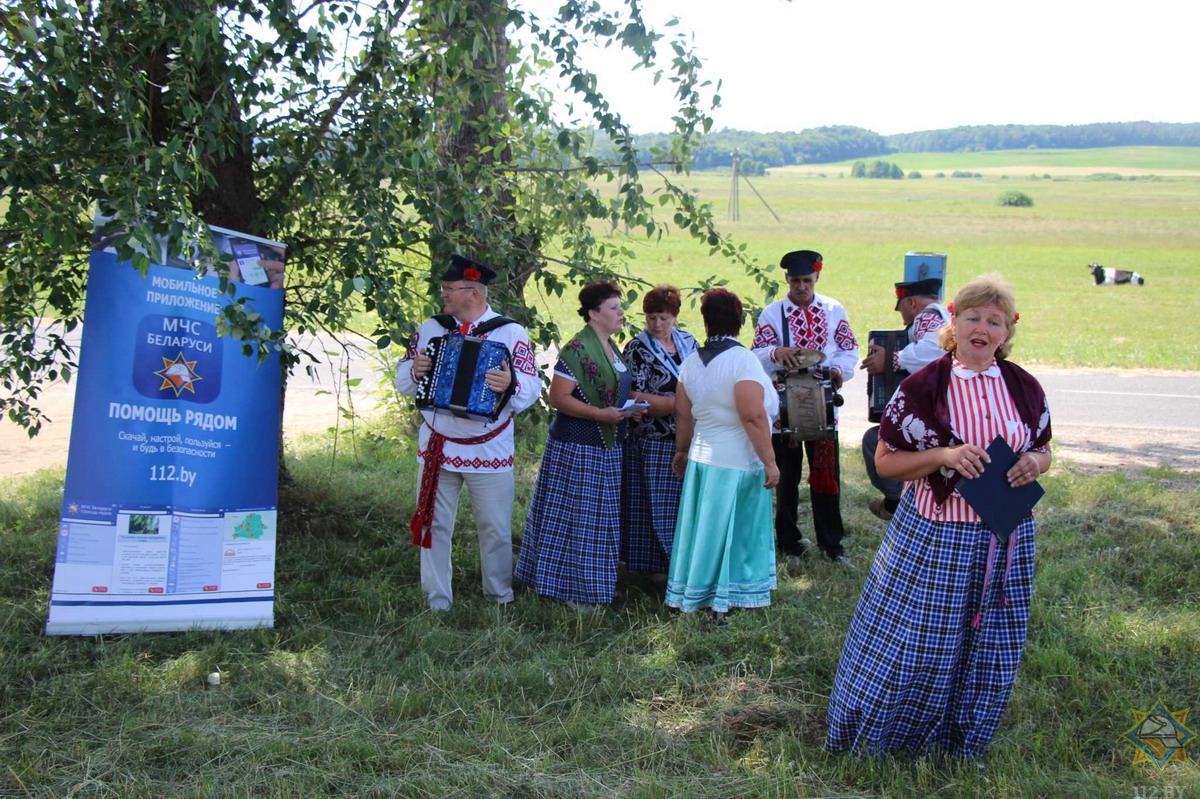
[414,332,514,422]
[867,329,909,423]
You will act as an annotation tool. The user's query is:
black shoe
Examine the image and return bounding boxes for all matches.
[779,544,807,565]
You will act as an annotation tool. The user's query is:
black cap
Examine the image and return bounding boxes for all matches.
[440,254,497,285]
[894,277,942,309]
[780,249,824,277]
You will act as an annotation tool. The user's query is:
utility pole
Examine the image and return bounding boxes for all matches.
[727,149,781,223]
[728,149,740,222]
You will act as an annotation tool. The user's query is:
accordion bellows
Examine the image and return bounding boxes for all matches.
[415,333,513,422]
[867,329,909,423]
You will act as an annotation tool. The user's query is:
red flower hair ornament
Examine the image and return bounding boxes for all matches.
[813,259,823,274]
[463,267,482,282]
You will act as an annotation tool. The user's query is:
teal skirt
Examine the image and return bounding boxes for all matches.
[665,461,777,613]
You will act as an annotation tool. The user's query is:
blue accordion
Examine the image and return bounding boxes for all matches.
[414,333,513,422]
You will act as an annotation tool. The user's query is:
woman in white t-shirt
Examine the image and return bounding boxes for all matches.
[666,289,781,621]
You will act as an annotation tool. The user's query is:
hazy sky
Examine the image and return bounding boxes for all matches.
[519,0,1198,136]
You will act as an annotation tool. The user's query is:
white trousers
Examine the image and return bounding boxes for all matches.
[417,465,515,609]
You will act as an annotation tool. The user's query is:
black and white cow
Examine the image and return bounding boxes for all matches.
[1089,263,1146,286]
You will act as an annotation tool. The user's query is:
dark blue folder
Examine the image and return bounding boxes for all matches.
[956,436,1045,544]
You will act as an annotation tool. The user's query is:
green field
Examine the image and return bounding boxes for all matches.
[529,147,1200,372]
[818,145,1200,174]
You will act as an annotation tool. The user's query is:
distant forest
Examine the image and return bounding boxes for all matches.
[614,122,1200,173]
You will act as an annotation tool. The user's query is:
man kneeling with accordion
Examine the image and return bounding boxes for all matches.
[395,254,541,611]
[859,277,950,521]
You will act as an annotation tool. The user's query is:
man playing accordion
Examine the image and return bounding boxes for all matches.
[858,277,950,521]
[395,254,541,611]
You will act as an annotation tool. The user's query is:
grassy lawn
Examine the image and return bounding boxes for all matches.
[2,423,1197,797]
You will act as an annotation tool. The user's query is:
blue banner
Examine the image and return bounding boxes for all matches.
[47,225,285,635]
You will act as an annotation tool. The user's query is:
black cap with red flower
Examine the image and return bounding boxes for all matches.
[893,277,942,309]
[780,249,824,277]
[440,253,497,285]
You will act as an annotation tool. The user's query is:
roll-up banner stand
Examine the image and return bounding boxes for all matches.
[46,217,285,635]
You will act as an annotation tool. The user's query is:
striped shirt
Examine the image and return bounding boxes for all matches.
[911,358,1037,522]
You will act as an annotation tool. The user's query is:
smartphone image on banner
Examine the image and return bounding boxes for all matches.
[230,238,269,286]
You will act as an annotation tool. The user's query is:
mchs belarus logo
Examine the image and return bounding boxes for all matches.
[1124,698,1196,770]
[155,352,202,397]
[133,315,222,403]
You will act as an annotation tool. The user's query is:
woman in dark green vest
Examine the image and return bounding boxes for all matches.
[516,280,647,612]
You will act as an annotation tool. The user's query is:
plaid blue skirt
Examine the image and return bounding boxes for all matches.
[665,461,777,613]
[515,437,623,604]
[825,489,1036,759]
[620,436,679,573]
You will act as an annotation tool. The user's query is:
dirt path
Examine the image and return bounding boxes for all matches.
[0,330,384,480]
[0,372,385,480]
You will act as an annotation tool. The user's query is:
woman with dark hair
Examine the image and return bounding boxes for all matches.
[620,284,699,577]
[665,289,780,620]
[826,274,1053,759]
[516,280,638,611]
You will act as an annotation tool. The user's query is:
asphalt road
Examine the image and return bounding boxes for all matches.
[837,366,1200,473]
[3,331,1198,477]
[1027,367,1200,472]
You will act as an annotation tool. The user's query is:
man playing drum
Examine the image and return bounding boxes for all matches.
[752,250,858,567]
[395,254,542,611]
[858,277,950,521]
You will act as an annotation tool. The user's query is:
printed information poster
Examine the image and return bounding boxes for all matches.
[45,220,286,635]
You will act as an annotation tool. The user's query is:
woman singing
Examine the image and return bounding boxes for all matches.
[826,274,1052,759]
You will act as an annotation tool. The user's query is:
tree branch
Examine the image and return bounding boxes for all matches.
[269,1,412,208]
